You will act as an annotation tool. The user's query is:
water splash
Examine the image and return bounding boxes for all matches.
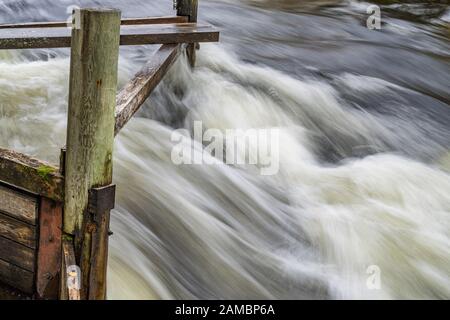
[0,0,449,300]
[107,47,450,299]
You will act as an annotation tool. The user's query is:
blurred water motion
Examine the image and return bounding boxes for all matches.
[0,0,449,299]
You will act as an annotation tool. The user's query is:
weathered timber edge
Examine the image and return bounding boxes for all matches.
[115,43,181,135]
[0,184,38,225]
[64,9,120,300]
[0,22,219,50]
[36,198,62,299]
[0,16,188,29]
[61,239,80,300]
[0,148,64,202]
[177,0,199,67]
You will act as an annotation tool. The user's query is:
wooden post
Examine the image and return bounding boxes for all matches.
[176,0,198,67]
[64,8,121,299]
[36,198,62,299]
[62,239,81,300]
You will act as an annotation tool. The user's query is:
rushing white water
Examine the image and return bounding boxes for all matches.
[107,47,450,299]
[1,0,449,300]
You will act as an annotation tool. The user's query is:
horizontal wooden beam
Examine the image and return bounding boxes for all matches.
[0,282,30,299]
[0,148,64,202]
[120,23,219,46]
[121,16,189,26]
[115,44,181,135]
[0,22,219,50]
[0,236,35,272]
[0,212,36,248]
[0,258,34,294]
[0,184,38,225]
[0,16,188,29]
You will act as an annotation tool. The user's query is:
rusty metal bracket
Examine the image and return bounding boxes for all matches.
[87,185,116,220]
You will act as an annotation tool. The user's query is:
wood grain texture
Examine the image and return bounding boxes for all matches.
[0,212,36,248]
[0,22,219,49]
[36,198,62,299]
[62,239,80,300]
[119,23,218,46]
[88,202,112,300]
[121,16,189,25]
[0,16,188,29]
[64,8,120,235]
[0,258,34,294]
[65,9,120,300]
[115,44,181,135]
[0,282,31,300]
[0,148,64,202]
[82,185,115,300]
[177,1,199,67]
[0,184,38,225]
[177,0,198,22]
[0,236,35,272]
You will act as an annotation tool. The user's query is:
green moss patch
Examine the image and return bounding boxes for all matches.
[37,165,56,181]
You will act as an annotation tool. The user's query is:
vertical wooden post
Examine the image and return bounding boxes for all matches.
[176,0,199,67]
[36,198,62,299]
[64,8,121,299]
[61,239,81,300]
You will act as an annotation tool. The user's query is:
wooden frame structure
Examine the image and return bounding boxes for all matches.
[0,0,219,300]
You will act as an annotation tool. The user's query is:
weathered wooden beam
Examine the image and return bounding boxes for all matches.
[0,258,34,294]
[0,22,219,50]
[0,283,31,299]
[87,185,115,300]
[64,8,120,300]
[64,8,120,236]
[177,0,198,22]
[0,212,36,248]
[120,23,217,45]
[36,198,62,299]
[0,16,188,29]
[0,148,64,202]
[177,0,199,67]
[115,43,181,135]
[0,236,35,272]
[121,15,189,25]
[61,239,80,300]
[0,184,38,225]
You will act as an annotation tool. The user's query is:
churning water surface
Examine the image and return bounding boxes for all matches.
[0,0,449,299]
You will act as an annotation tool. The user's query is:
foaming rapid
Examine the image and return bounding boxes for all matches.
[105,46,450,299]
[1,0,449,300]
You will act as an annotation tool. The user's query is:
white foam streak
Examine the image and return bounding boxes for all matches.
[1,45,449,300]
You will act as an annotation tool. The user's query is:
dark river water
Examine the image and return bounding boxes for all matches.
[0,0,449,299]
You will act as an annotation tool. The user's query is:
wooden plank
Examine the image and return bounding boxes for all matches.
[115,44,181,135]
[120,23,219,46]
[0,22,219,49]
[87,185,115,300]
[0,16,188,29]
[121,16,189,26]
[0,212,36,248]
[0,282,31,300]
[62,239,80,300]
[0,184,38,225]
[0,236,35,272]
[88,206,111,300]
[36,198,62,299]
[0,258,34,294]
[0,148,64,202]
